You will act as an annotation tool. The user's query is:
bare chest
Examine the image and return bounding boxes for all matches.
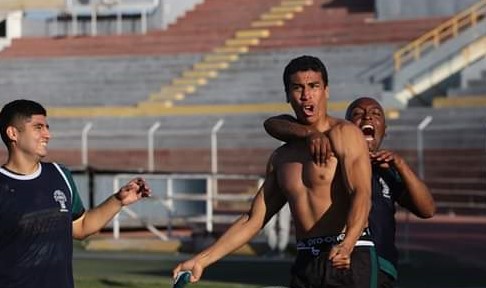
[275,145,338,194]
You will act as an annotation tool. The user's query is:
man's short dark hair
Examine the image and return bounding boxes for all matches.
[0,99,47,146]
[345,97,383,121]
[283,55,329,97]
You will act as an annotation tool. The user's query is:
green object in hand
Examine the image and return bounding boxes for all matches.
[173,271,191,288]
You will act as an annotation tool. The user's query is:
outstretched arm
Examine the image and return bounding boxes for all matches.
[328,123,372,268]
[172,156,286,283]
[72,178,150,240]
[371,150,435,218]
[264,114,332,165]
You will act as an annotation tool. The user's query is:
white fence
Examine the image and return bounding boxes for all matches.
[111,173,263,240]
[1,115,484,236]
[47,117,486,175]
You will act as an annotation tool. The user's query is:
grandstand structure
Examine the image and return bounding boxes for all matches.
[0,0,485,233]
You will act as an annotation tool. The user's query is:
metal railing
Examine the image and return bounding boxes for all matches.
[393,0,486,71]
[33,117,483,241]
[0,116,477,242]
[47,117,486,175]
[111,173,262,240]
[60,0,160,36]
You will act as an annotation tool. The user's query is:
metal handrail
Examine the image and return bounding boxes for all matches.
[394,0,486,71]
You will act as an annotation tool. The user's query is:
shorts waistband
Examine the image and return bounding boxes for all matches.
[296,228,373,255]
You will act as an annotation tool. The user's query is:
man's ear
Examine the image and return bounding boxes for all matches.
[285,93,290,103]
[6,126,18,142]
[325,86,329,99]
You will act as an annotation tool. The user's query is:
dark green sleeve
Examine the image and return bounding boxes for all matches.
[60,165,86,221]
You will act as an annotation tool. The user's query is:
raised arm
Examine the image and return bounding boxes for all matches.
[371,149,435,218]
[72,178,150,240]
[264,114,332,166]
[264,114,311,141]
[328,122,372,267]
[172,155,286,283]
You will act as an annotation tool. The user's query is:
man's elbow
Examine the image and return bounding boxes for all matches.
[411,198,436,219]
[242,212,263,231]
[72,223,95,240]
[72,231,89,240]
[263,118,276,134]
[417,204,436,219]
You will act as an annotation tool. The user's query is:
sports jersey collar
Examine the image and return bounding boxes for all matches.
[0,163,42,180]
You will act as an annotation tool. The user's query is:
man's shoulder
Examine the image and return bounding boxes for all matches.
[328,119,360,137]
[40,161,56,170]
[40,162,73,177]
[272,144,290,158]
[271,142,306,161]
[41,161,63,170]
[329,117,348,127]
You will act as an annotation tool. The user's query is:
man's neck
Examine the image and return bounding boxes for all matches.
[313,115,338,133]
[3,156,41,176]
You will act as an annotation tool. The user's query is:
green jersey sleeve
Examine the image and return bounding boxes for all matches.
[54,163,86,221]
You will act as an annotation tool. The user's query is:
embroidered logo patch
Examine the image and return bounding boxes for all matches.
[53,190,68,212]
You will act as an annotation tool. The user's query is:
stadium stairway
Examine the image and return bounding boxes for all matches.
[0,0,282,58]
[141,0,313,108]
[0,0,447,117]
[436,59,486,108]
[142,0,446,109]
[178,45,395,106]
[253,0,445,50]
[0,0,307,116]
[366,0,486,107]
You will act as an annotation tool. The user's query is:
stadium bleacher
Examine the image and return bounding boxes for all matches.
[0,54,200,106]
[0,0,485,219]
[181,45,395,105]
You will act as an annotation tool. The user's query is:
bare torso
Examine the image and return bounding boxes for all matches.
[273,140,350,240]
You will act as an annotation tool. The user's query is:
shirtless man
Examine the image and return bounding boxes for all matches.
[264,96,435,287]
[172,56,375,287]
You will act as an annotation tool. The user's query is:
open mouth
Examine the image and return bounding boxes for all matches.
[361,124,375,141]
[302,105,314,116]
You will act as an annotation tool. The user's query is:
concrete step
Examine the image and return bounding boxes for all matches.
[251,20,285,28]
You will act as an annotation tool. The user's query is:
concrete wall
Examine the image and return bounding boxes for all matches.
[375,0,479,20]
[160,0,203,29]
[20,0,204,36]
[459,57,486,88]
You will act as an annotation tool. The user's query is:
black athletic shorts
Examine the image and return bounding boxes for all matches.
[378,270,395,288]
[290,230,378,288]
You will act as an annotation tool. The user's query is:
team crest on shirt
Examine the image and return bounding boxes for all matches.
[53,190,68,212]
[378,177,391,199]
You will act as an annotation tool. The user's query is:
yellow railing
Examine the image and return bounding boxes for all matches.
[394,0,486,71]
